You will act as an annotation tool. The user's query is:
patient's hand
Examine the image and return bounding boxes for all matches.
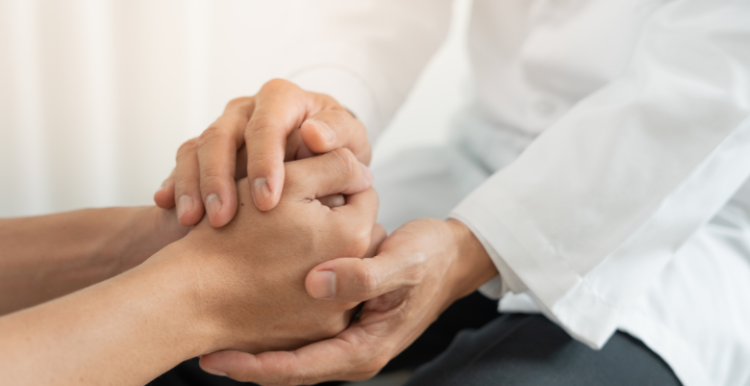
[152,148,381,354]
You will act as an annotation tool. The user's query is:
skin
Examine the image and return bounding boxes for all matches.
[154,78,371,227]
[0,149,382,385]
[200,218,498,384]
[158,79,501,384]
[0,206,188,316]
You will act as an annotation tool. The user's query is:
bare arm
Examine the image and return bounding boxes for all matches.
[0,245,207,386]
[0,150,379,386]
[0,206,188,315]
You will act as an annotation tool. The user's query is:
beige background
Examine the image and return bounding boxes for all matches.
[0,0,472,217]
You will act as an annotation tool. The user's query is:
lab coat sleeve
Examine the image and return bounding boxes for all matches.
[450,0,750,349]
[268,0,452,143]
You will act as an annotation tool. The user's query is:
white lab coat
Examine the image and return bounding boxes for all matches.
[277,1,750,385]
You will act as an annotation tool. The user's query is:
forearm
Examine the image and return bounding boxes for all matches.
[0,206,187,315]
[0,242,212,386]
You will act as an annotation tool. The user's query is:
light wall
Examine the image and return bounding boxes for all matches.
[0,0,471,217]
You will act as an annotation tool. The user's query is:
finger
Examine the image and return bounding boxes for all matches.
[284,148,374,200]
[307,223,384,300]
[284,128,313,161]
[305,190,380,302]
[173,138,205,226]
[329,187,379,246]
[196,98,254,227]
[153,169,176,208]
[318,194,345,208]
[306,247,423,303]
[364,223,387,258]
[300,108,371,165]
[244,79,337,212]
[199,325,390,385]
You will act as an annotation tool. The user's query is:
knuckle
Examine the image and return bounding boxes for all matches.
[333,146,356,160]
[225,96,251,109]
[247,150,277,174]
[355,266,379,297]
[262,78,296,93]
[329,148,358,177]
[198,173,225,191]
[246,116,277,136]
[176,138,198,160]
[173,173,195,190]
[197,125,226,146]
[311,91,337,106]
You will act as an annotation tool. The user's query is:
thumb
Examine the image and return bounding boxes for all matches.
[305,248,424,303]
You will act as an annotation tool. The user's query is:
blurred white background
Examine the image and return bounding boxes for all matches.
[0,0,471,217]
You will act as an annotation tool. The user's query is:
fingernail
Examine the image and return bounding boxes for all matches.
[313,119,335,144]
[361,163,374,184]
[177,195,194,220]
[159,179,169,190]
[252,177,271,207]
[202,366,227,377]
[310,270,336,299]
[205,193,222,219]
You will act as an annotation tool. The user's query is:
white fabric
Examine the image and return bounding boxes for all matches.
[285,1,750,385]
[372,143,750,386]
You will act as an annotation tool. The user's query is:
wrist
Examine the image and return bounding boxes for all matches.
[134,240,221,356]
[162,230,263,353]
[445,219,498,301]
[111,207,189,274]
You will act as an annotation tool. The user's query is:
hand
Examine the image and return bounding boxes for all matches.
[0,149,381,386]
[198,218,498,384]
[153,79,371,227]
[154,148,382,355]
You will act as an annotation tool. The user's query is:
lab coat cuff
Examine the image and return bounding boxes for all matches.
[448,213,524,299]
[450,188,620,350]
[288,67,383,145]
[476,275,504,299]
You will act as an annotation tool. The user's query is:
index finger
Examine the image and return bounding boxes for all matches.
[299,107,371,165]
[283,148,374,199]
[195,99,254,227]
[244,79,338,212]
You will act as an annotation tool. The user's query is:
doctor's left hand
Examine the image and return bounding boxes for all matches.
[153,79,371,228]
[198,218,499,384]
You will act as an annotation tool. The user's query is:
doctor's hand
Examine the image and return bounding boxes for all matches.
[198,218,498,384]
[153,78,371,228]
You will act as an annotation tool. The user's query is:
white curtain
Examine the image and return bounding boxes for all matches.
[0,0,470,217]
[0,0,293,216]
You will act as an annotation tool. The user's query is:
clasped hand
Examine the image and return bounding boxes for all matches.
[153,148,381,356]
[155,79,497,385]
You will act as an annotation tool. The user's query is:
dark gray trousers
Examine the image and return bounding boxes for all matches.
[404,313,681,386]
[150,293,681,385]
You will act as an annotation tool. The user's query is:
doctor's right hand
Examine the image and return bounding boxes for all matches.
[153,79,371,228]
